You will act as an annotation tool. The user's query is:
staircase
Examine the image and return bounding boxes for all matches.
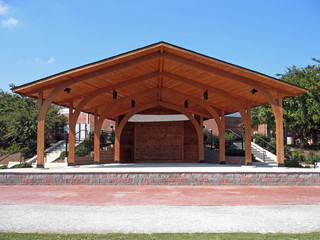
[251,143,276,164]
[233,141,277,166]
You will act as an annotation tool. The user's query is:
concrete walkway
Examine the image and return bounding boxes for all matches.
[0,185,320,233]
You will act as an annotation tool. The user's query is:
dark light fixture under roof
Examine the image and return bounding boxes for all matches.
[204,90,208,100]
[64,88,71,94]
[131,99,135,108]
[184,100,188,108]
[112,90,117,99]
[250,88,258,95]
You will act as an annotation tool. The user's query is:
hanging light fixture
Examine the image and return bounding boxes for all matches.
[250,88,258,95]
[184,100,189,108]
[204,90,208,100]
[112,90,117,99]
[64,88,71,94]
[131,99,135,108]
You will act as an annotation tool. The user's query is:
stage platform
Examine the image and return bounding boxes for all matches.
[1,163,319,186]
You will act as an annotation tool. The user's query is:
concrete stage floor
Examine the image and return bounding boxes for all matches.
[2,162,320,173]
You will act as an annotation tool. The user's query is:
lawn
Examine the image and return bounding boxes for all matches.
[0,232,320,240]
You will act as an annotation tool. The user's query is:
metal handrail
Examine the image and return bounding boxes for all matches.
[225,129,242,139]
[254,135,276,150]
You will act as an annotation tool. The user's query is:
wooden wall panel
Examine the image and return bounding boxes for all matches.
[120,122,134,163]
[134,122,183,162]
[184,120,199,162]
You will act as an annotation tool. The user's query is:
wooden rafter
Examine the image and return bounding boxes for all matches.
[164,52,294,96]
[21,52,160,95]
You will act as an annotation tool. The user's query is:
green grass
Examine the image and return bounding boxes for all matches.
[0,232,320,240]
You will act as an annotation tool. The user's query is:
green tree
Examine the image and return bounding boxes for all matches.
[251,59,320,145]
[0,90,67,156]
[279,59,320,145]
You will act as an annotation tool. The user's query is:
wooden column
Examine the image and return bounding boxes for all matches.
[68,102,75,166]
[219,111,226,164]
[93,109,100,164]
[114,116,120,163]
[245,104,252,165]
[181,121,185,161]
[276,93,285,166]
[36,91,45,168]
[199,116,204,163]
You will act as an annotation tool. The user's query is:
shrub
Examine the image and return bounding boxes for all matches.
[12,162,32,168]
[0,164,8,169]
[59,151,66,159]
[0,141,20,155]
[225,148,256,161]
[285,158,303,168]
[75,146,88,157]
[266,140,276,155]
[292,149,306,163]
[255,134,271,148]
[284,145,291,159]
[20,141,37,159]
[307,152,320,165]
[225,133,237,148]
[226,148,245,156]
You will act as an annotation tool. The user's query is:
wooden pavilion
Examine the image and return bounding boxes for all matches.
[12,42,307,167]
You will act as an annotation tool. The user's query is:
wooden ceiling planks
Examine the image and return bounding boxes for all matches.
[12,42,308,121]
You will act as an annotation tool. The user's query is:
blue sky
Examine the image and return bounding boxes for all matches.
[0,0,319,92]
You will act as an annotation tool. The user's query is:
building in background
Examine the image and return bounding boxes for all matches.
[60,108,114,141]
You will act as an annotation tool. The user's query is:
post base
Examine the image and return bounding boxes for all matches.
[67,162,75,166]
[278,163,285,167]
[94,162,100,165]
[219,161,226,164]
[36,164,44,168]
[246,162,252,166]
[199,160,205,163]
[114,160,119,164]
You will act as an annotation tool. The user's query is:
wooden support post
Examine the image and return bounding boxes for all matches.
[219,111,226,164]
[36,91,45,168]
[199,116,204,163]
[68,102,75,166]
[245,104,252,165]
[93,109,100,164]
[182,122,184,161]
[276,93,285,167]
[114,116,120,163]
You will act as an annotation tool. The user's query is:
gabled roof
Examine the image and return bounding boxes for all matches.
[12,42,308,119]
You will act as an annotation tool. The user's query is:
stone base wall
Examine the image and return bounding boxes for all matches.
[0,172,319,186]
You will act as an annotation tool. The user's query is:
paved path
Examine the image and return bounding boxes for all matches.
[0,185,320,233]
[1,185,320,206]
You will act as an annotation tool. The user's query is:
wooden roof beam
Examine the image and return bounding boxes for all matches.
[56,71,159,105]
[21,52,161,95]
[162,87,226,115]
[163,52,294,96]
[108,100,212,119]
[162,71,254,107]
[83,87,160,113]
